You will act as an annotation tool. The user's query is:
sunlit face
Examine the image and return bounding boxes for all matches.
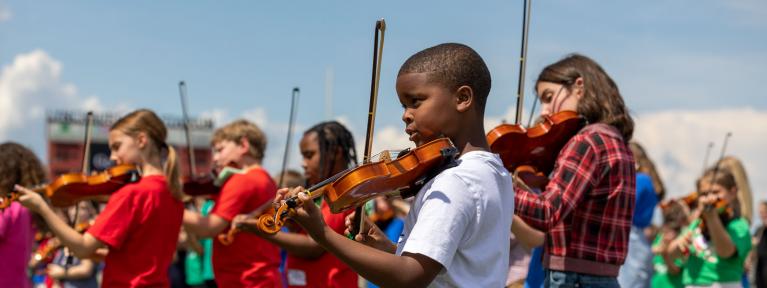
[396,72,457,146]
[108,130,143,165]
[211,140,245,170]
[300,132,322,185]
[536,81,581,117]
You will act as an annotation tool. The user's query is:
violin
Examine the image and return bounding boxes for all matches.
[675,133,734,254]
[177,81,244,196]
[33,222,91,262]
[13,164,141,208]
[215,87,299,244]
[252,137,458,235]
[486,0,585,190]
[45,112,140,207]
[487,111,585,189]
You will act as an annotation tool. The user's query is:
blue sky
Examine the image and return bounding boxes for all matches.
[1,0,766,223]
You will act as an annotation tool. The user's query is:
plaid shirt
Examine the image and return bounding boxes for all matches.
[514,123,635,277]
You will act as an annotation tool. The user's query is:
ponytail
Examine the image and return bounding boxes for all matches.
[164,145,183,200]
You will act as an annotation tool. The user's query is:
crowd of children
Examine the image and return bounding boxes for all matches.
[0,40,765,288]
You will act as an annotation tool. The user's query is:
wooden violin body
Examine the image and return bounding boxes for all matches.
[182,167,242,196]
[255,137,458,235]
[487,111,585,188]
[45,164,140,207]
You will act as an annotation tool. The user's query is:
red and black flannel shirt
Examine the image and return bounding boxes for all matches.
[514,123,635,277]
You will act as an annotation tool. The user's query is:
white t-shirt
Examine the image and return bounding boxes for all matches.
[396,150,514,287]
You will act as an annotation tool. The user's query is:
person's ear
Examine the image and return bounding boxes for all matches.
[455,85,474,113]
[136,132,148,149]
[574,77,585,99]
[238,137,251,156]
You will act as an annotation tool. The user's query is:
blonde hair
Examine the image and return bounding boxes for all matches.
[111,109,182,200]
[211,119,267,161]
[716,156,753,223]
[630,141,665,200]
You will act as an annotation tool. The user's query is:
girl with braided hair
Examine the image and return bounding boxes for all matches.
[235,121,359,288]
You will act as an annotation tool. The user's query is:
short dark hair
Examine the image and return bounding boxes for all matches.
[398,43,491,112]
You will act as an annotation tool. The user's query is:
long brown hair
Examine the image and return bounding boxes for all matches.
[536,54,634,141]
[111,109,181,200]
[716,156,752,224]
[630,141,665,200]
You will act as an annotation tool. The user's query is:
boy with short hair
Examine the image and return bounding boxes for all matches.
[278,43,514,287]
[183,119,282,287]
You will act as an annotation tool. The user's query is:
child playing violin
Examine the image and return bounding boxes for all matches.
[182,119,282,287]
[652,199,690,288]
[667,166,752,287]
[16,109,185,287]
[44,203,99,288]
[270,43,515,287]
[234,121,359,288]
[512,54,636,287]
[0,142,47,288]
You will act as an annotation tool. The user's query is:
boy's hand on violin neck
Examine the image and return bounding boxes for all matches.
[14,185,46,213]
[276,187,326,238]
[345,213,396,253]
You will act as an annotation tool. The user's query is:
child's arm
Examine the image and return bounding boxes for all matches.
[47,258,96,280]
[699,194,736,258]
[511,215,545,250]
[182,211,229,238]
[513,135,601,231]
[16,186,105,259]
[287,192,443,287]
[657,233,682,275]
[233,214,329,259]
[667,230,692,259]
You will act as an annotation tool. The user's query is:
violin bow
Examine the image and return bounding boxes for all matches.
[350,19,386,238]
[179,81,197,178]
[278,88,300,188]
[515,0,532,125]
[703,133,731,206]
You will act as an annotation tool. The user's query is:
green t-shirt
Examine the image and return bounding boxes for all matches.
[184,200,216,285]
[682,217,752,285]
[651,233,685,288]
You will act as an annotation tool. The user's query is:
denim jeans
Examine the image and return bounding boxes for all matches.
[544,269,620,288]
[617,226,654,288]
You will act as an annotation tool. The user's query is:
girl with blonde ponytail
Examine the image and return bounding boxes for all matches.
[17,109,184,287]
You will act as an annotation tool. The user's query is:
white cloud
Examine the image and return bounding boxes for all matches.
[370,125,412,158]
[0,50,104,158]
[633,108,767,224]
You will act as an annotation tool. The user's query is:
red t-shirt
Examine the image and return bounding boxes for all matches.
[285,201,357,288]
[87,175,184,288]
[211,167,282,288]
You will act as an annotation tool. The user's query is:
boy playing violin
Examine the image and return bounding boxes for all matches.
[272,43,515,287]
[512,54,636,287]
[234,121,359,288]
[182,119,282,287]
[17,109,185,287]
